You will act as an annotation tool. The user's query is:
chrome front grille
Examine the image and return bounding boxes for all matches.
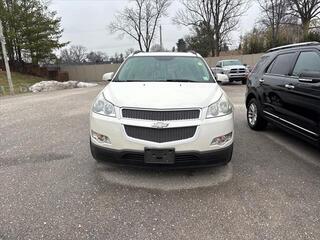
[124,125,197,143]
[230,68,246,73]
[122,109,200,121]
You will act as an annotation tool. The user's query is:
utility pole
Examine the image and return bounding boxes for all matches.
[160,25,163,51]
[0,20,14,95]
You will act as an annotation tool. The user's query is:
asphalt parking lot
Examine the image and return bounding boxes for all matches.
[0,84,319,240]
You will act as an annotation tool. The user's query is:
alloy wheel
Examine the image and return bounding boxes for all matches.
[248,102,258,126]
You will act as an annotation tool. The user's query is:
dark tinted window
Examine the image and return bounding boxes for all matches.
[292,51,320,76]
[251,56,269,74]
[269,53,295,75]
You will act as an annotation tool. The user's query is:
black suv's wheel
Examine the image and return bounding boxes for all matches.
[247,98,267,130]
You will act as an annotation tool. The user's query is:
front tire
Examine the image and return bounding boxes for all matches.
[247,98,267,130]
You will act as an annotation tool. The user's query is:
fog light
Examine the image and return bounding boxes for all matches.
[91,131,111,144]
[211,132,233,146]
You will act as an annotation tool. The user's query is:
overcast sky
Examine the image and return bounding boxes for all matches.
[50,0,260,56]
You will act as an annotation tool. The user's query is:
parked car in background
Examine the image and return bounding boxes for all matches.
[212,59,249,84]
[244,64,253,72]
[246,42,320,146]
[213,72,229,83]
[90,51,234,168]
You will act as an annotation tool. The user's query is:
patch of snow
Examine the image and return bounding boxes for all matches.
[76,82,99,88]
[29,81,98,93]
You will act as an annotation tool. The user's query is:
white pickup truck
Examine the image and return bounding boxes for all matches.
[212,59,249,84]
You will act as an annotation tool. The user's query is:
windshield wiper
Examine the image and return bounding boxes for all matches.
[165,79,199,82]
[114,80,143,82]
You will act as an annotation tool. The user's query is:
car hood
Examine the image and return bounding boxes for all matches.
[223,65,246,70]
[102,82,222,109]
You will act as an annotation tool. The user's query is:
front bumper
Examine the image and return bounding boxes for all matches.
[90,110,234,167]
[90,112,234,152]
[91,141,233,168]
[228,73,248,80]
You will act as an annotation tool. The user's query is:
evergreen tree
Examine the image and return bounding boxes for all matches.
[0,0,67,64]
[185,25,212,57]
[176,39,187,52]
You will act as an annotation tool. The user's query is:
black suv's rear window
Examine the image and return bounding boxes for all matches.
[268,53,296,75]
[292,51,320,76]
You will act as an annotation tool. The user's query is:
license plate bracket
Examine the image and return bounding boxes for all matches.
[144,148,175,164]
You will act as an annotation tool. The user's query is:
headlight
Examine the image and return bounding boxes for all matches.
[92,93,116,117]
[206,94,233,118]
[221,69,230,75]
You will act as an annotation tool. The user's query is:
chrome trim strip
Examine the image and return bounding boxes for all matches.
[263,110,319,137]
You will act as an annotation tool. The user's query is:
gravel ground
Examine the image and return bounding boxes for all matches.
[0,84,319,240]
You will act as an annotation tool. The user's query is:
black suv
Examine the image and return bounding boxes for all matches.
[246,42,320,146]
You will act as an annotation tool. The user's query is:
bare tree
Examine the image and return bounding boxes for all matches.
[210,0,248,56]
[174,0,247,56]
[173,0,214,55]
[87,51,107,63]
[150,44,162,51]
[60,45,87,64]
[125,48,135,57]
[289,0,320,38]
[109,0,171,52]
[258,0,289,47]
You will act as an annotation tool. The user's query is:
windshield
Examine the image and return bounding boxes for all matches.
[114,56,214,82]
[223,60,242,66]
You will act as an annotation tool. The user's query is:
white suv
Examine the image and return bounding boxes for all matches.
[90,52,234,168]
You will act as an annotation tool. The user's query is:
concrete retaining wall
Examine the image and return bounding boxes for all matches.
[61,64,121,82]
[205,53,264,67]
[61,53,264,82]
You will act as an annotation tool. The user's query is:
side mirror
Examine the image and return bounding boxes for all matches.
[102,72,114,81]
[299,71,320,83]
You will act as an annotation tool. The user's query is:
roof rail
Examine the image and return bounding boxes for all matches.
[132,50,143,55]
[188,50,198,55]
[267,42,320,53]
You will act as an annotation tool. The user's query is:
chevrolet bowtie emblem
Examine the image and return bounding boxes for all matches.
[151,122,169,129]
